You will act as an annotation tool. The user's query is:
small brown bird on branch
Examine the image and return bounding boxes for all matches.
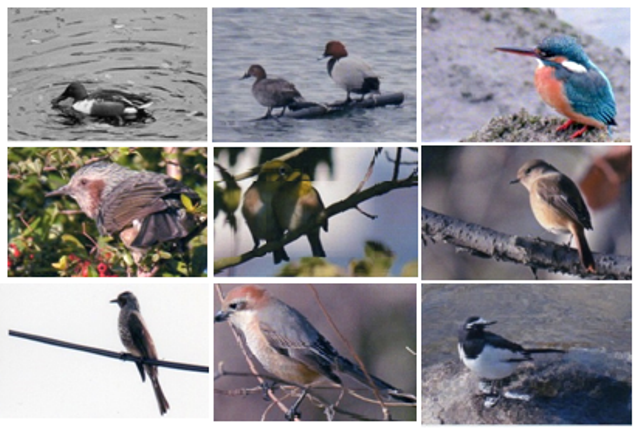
[511,159,595,272]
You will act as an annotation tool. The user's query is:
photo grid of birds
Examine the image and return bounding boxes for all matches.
[0,1,635,434]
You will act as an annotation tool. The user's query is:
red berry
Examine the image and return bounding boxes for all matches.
[81,262,89,277]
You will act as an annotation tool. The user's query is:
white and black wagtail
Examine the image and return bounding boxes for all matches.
[458,316,564,403]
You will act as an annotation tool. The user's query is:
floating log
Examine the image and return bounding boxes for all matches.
[285,92,405,119]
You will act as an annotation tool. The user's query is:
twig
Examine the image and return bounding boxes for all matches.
[215,371,384,421]
[392,148,402,181]
[228,148,310,183]
[354,147,383,193]
[307,284,390,420]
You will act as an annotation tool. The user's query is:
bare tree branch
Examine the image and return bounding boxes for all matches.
[306,284,391,420]
[422,208,631,279]
[214,363,413,421]
[226,148,311,183]
[214,172,418,274]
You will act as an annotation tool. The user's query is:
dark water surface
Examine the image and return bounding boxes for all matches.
[8,8,208,140]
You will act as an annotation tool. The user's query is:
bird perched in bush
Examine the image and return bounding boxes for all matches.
[46,160,204,269]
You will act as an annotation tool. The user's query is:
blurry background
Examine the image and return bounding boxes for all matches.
[214,147,418,277]
[212,8,416,142]
[214,283,417,421]
[421,145,631,280]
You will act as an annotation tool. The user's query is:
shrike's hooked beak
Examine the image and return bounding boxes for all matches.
[214,310,230,322]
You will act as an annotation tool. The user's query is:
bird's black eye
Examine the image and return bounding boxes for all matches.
[80,178,88,186]
[538,49,549,58]
[228,301,246,311]
[279,167,288,176]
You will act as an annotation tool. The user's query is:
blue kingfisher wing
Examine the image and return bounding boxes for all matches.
[557,67,617,126]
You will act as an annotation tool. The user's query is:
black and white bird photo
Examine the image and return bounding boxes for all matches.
[458,316,565,407]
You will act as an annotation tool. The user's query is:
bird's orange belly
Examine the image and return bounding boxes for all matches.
[534,66,605,129]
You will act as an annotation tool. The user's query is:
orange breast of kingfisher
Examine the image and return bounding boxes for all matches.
[534,66,605,129]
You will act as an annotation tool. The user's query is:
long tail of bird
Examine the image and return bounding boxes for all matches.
[525,348,566,355]
[335,355,416,403]
[150,374,170,416]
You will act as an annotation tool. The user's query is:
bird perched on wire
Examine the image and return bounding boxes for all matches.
[458,316,565,407]
[242,161,291,264]
[273,168,327,258]
[215,285,415,420]
[46,160,204,267]
[111,291,169,415]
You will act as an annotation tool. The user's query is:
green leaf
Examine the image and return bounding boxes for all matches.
[61,234,84,249]
[181,194,195,212]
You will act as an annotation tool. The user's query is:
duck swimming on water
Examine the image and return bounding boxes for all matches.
[51,82,153,125]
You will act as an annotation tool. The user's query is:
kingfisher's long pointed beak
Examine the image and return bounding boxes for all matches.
[495,46,539,58]
[45,184,70,198]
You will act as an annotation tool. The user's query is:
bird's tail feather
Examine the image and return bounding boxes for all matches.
[575,229,596,272]
[150,374,170,415]
[335,355,415,403]
[526,348,565,354]
[132,210,191,247]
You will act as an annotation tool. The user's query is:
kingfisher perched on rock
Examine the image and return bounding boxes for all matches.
[496,35,616,139]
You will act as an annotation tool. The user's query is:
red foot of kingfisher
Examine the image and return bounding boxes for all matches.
[556,119,590,139]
